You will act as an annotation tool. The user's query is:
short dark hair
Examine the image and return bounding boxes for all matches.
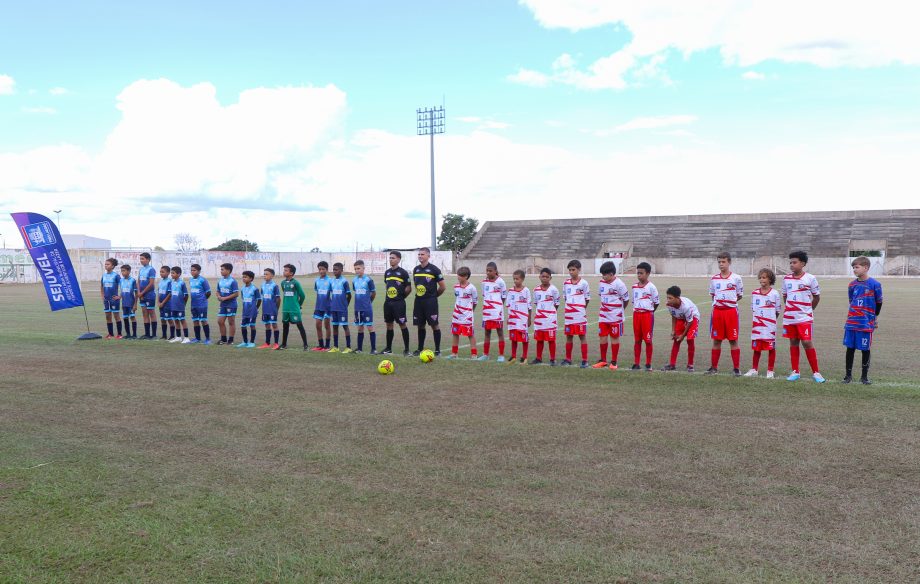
[171,266,182,275]
[354,259,365,267]
[190,263,201,271]
[220,263,233,272]
[389,250,402,259]
[418,247,431,254]
[283,264,296,274]
[567,259,581,269]
[264,267,275,275]
[540,267,552,276]
[333,262,343,269]
[160,265,170,272]
[512,269,526,279]
[789,250,808,264]
[757,268,776,285]
[666,285,681,297]
[120,264,132,271]
[317,261,328,269]
[457,266,471,278]
[637,262,652,273]
[140,252,151,260]
[242,270,255,279]
[599,261,616,275]
[717,252,732,261]
[486,261,497,271]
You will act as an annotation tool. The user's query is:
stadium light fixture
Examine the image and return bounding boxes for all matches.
[417,106,445,250]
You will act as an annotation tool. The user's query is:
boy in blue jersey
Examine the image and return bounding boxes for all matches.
[100,257,123,339]
[188,263,212,344]
[216,263,240,345]
[352,260,377,354]
[237,270,262,348]
[137,252,158,339]
[156,265,172,339]
[843,256,883,385]
[313,261,332,351]
[328,262,353,353]
[166,266,191,344]
[258,268,282,349]
[119,264,139,339]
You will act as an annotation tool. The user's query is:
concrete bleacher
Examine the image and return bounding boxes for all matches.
[462,209,920,260]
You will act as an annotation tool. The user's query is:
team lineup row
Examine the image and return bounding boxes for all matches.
[96,249,883,384]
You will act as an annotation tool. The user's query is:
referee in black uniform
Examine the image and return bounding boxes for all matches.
[381,250,412,356]
[412,247,446,356]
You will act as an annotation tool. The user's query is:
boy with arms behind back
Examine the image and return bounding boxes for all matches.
[782,251,825,382]
[843,256,883,385]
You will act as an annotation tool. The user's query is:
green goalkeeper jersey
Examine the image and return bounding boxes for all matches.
[281,278,306,314]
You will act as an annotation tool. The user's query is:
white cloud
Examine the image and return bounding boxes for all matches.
[49,87,69,95]
[21,106,57,114]
[517,0,920,90]
[742,71,766,80]
[457,116,511,131]
[507,68,550,87]
[612,114,697,133]
[0,74,14,95]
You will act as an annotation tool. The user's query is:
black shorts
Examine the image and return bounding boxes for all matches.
[383,300,407,325]
[412,297,439,327]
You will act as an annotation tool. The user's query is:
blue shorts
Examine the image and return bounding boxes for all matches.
[241,316,257,328]
[843,329,873,350]
[170,309,186,321]
[353,310,373,326]
[103,299,120,313]
[313,309,330,320]
[218,305,237,317]
[121,306,135,318]
[330,310,349,326]
[191,307,208,322]
[159,308,172,321]
[262,312,278,324]
[140,293,157,310]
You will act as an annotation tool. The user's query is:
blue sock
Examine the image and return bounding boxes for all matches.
[345,333,351,348]
[144,322,151,337]
[333,329,339,348]
[183,328,189,338]
[131,320,137,337]
[325,336,331,349]
[242,328,248,343]
[357,332,364,351]
[107,322,114,336]
[274,329,280,344]
[116,321,123,336]
[203,324,210,340]
[169,324,175,339]
[194,325,201,340]
[370,332,377,351]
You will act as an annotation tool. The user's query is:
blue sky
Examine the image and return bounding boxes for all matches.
[2,0,919,250]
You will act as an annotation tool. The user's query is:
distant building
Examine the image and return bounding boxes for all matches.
[63,234,111,249]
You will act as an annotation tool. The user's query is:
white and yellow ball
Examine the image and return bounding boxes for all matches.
[377,360,395,375]
[419,349,435,363]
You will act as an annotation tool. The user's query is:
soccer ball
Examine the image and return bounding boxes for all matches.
[377,360,395,375]
[419,349,435,363]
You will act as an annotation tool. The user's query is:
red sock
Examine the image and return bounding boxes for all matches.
[805,347,819,373]
[471,347,478,357]
[752,350,761,370]
[549,341,557,360]
[633,341,642,365]
[790,345,801,372]
[711,348,721,369]
[522,341,529,360]
[610,343,620,364]
[687,339,695,367]
[536,340,544,360]
[670,341,680,367]
[498,340,505,357]
[645,343,653,366]
[452,345,458,355]
[768,349,776,370]
[599,342,608,362]
[565,341,573,360]
[483,339,490,356]
[510,340,517,359]
[731,348,740,369]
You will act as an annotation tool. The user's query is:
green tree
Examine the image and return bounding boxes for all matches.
[437,213,479,254]
[210,239,260,252]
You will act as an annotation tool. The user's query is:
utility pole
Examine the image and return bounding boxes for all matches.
[416,106,445,250]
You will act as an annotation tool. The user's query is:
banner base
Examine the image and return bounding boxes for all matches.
[77,332,103,340]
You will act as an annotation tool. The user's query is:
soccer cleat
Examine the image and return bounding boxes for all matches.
[341,348,353,354]
[445,354,456,360]
[217,340,226,345]
[496,356,505,363]
[813,372,826,383]
[257,343,272,349]
[236,342,247,348]
[188,339,200,344]
[115,335,123,339]
[549,360,557,367]
[506,358,517,365]
[518,358,526,364]
[411,350,421,357]
[645,364,652,372]
[743,369,758,377]
[686,365,695,373]
[704,367,718,375]
[403,350,412,358]
[660,364,676,372]
[787,372,801,381]
[609,364,619,371]
[529,358,543,365]
[560,359,572,367]
[181,338,192,344]
[105,335,114,339]
[369,350,378,355]
[860,378,872,385]
[310,346,324,352]
[732,368,742,377]
[302,345,309,351]
[271,343,279,349]
[169,337,182,343]
[842,375,852,384]
[469,355,479,360]
[630,364,641,371]
[328,347,340,353]
[580,361,589,369]
[277,344,287,350]
[353,349,363,354]
[381,348,393,355]
[202,339,212,345]
[592,361,609,369]
[435,351,441,357]
[765,371,774,379]
[476,355,490,361]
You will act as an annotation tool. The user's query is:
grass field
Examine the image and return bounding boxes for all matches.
[2,275,919,583]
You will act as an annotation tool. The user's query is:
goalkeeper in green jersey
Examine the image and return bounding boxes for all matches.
[279,263,309,350]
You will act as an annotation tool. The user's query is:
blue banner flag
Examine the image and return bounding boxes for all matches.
[11,212,85,311]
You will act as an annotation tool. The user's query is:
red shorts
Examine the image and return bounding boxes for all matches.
[564,323,587,336]
[534,329,556,341]
[633,311,655,343]
[451,323,473,337]
[751,339,775,351]
[674,318,699,340]
[710,308,739,341]
[483,319,503,330]
[598,322,623,338]
[509,329,529,343]
[782,322,813,340]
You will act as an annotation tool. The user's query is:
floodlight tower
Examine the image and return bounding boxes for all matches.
[417,106,445,250]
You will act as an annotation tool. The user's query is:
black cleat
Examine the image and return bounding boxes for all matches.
[660,364,676,371]
[549,360,557,367]
[732,368,741,377]
[842,375,852,384]
[303,345,309,351]
[630,364,641,371]
[704,367,718,375]
[860,378,872,385]
[645,364,652,372]
[560,359,572,367]
[403,350,411,358]
[529,358,543,365]
[217,340,226,345]
[412,350,421,357]
[687,365,695,373]
[381,348,392,355]
[435,351,441,357]
[580,361,589,369]
[369,350,378,355]
[277,344,287,350]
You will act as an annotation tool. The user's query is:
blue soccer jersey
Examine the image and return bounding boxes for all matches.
[189,275,211,309]
[314,275,332,312]
[119,276,137,308]
[157,278,171,304]
[101,271,121,300]
[241,284,261,319]
[137,265,157,297]
[168,279,188,311]
[218,276,239,309]
[352,275,375,313]
[261,281,280,316]
[330,276,350,312]
[845,277,883,333]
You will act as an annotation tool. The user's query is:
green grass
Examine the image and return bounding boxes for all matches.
[2,276,919,583]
